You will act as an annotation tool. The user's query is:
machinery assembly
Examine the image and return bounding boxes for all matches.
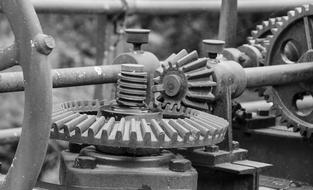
[0,0,313,189]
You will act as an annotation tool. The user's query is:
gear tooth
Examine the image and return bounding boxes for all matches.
[300,4,309,12]
[282,16,289,23]
[295,7,303,15]
[288,10,296,17]
[276,21,284,27]
[256,25,263,31]
[251,30,258,37]
[262,20,269,27]
[269,18,277,25]
[271,28,278,34]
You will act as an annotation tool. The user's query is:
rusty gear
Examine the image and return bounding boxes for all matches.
[50,100,229,149]
[263,4,313,138]
[153,50,216,111]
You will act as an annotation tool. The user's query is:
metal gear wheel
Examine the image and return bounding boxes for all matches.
[262,4,313,138]
[50,100,229,148]
[153,49,216,111]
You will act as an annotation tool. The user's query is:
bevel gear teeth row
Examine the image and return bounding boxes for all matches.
[154,49,216,111]
[116,64,148,107]
[50,100,229,148]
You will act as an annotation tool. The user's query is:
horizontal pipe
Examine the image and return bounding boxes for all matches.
[0,128,21,145]
[1,62,313,93]
[245,62,313,88]
[29,0,313,14]
[0,65,121,92]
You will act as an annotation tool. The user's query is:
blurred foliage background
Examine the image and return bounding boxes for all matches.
[0,6,284,183]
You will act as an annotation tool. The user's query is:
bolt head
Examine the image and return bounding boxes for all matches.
[73,156,96,169]
[232,141,240,150]
[125,28,150,44]
[169,158,191,172]
[205,145,219,152]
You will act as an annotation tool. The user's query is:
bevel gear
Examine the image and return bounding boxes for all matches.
[262,4,313,138]
[50,99,229,148]
[153,49,216,112]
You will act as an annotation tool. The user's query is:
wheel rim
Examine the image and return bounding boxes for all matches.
[0,0,53,189]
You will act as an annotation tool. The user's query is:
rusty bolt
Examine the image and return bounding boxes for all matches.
[125,28,150,51]
[169,158,191,172]
[73,156,96,169]
[257,110,269,116]
[232,141,240,150]
[34,33,55,55]
[204,145,219,153]
[202,39,225,59]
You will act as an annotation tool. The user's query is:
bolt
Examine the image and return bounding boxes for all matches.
[202,39,225,59]
[204,145,219,152]
[73,156,96,169]
[125,28,150,51]
[257,110,269,116]
[232,141,240,150]
[169,158,191,172]
[34,34,55,55]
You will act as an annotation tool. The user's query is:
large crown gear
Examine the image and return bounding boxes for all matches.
[153,49,216,112]
[262,4,313,138]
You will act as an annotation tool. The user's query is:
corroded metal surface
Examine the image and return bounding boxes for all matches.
[50,100,228,148]
[0,0,53,189]
[154,49,216,111]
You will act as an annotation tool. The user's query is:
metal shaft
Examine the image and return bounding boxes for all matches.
[0,65,121,93]
[1,62,313,93]
[26,0,313,14]
[218,0,237,47]
[245,62,313,88]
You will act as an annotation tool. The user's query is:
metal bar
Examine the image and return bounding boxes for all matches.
[0,128,21,145]
[245,62,313,88]
[1,0,53,189]
[1,62,313,93]
[28,0,313,14]
[218,0,237,47]
[0,64,121,92]
[93,15,107,100]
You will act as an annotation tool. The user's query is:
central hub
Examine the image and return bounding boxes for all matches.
[163,74,182,97]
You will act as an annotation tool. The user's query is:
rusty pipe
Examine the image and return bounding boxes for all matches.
[27,0,313,14]
[0,64,121,92]
[0,62,313,93]
[245,62,313,88]
[218,0,237,47]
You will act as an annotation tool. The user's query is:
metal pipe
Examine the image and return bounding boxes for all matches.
[0,64,121,92]
[28,0,313,14]
[218,0,237,47]
[0,128,21,145]
[1,62,313,93]
[245,62,313,88]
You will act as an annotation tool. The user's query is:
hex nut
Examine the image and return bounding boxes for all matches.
[73,156,96,169]
[232,141,240,150]
[169,158,191,172]
[205,145,219,153]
